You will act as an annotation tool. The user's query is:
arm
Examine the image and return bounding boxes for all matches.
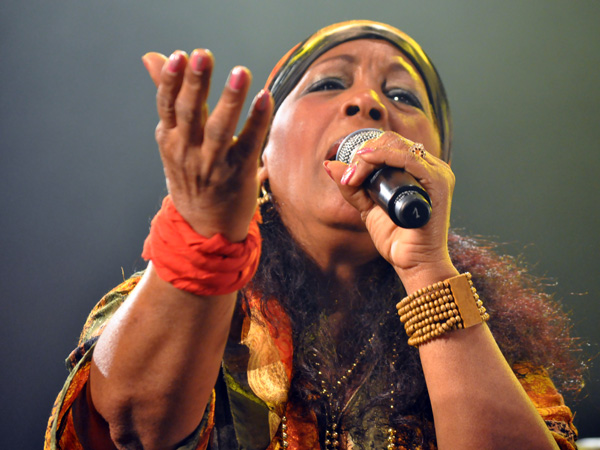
[418,320,559,449]
[80,50,273,450]
[325,133,559,450]
[87,266,236,449]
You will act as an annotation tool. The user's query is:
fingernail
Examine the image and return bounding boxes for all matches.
[322,161,334,180]
[190,51,208,73]
[356,147,375,156]
[254,89,271,112]
[340,163,357,185]
[228,66,247,91]
[141,53,151,70]
[168,52,185,73]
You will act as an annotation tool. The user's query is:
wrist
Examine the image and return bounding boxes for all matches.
[142,195,262,297]
[397,272,490,347]
[395,260,459,296]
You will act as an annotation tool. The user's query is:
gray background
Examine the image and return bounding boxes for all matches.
[1,1,598,447]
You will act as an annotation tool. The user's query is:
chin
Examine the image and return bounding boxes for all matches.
[313,185,366,229]
[325,204,367,232]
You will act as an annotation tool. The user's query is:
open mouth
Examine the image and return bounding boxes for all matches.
[325,137,345,161]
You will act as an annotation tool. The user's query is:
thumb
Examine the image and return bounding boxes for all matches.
[141,52,168,88]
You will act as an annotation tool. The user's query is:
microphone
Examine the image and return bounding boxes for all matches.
[335,128,432,229]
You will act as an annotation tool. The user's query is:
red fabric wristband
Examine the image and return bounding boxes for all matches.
[142,196,262,296]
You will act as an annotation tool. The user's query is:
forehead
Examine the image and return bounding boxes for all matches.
[309,39,418,71]
[294,39,427,91]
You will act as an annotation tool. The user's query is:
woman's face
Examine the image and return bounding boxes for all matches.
[261,39,442,237]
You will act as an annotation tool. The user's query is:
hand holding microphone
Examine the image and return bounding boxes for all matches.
[335,128,432,229]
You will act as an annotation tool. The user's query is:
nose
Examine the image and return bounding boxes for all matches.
[343,89,386,122]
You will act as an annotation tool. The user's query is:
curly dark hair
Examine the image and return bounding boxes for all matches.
[245,199,584,448]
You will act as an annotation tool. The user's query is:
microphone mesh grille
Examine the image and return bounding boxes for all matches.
[336,128,384,163]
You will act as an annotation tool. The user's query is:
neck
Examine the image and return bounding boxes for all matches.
[280,212,380,287]
[254,203,396,322]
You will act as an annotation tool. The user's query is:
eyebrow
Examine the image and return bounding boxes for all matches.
[311,53,356,68]
[389,59,420,81]
[311,53,416,78]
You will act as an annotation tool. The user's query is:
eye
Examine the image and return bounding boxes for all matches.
[307,78,346,93]
[385,88,423,109]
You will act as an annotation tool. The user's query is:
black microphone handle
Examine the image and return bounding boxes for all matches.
[365,166,431,228]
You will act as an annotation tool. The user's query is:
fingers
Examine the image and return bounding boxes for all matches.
[153,49,214,141]
[142,52,168,87]
[324,132,453,220]
[149,48,267,183]
[235,89,273,166]
[324,160,377,220]
[340,134,442,189]
[156,51,188,129]
[174,49,213,143]
[201,66,252,166]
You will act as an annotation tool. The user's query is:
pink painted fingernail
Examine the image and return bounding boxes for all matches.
[322,161,334,180]
[254,89,271,112]
[190,51,209,73]
[356,147,375,156]
[228,66,247,91]
[168,52,185,73]
[340,163,357,185]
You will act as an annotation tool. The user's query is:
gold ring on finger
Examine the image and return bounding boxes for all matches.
[409,142,427,159]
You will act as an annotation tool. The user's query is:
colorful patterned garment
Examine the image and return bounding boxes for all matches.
[45,274,578,449]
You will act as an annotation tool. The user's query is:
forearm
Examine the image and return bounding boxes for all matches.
[419,324,558,449]
[401,265,558,450]
[88,264,236,449]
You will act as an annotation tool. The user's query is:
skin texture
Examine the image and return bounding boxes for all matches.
[81,41,560,449]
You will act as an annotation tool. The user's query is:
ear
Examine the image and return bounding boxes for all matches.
[258,154,269,185]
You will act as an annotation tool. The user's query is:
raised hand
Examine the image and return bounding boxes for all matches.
[142,49,273,242]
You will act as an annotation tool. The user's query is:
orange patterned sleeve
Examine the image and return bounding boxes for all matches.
[45,274,216,450]
[513,363,578,450]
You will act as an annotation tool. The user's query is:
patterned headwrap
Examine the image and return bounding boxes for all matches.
[265,20,452,162]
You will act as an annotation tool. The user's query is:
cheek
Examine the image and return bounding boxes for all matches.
[262,113,309,197]
[263,97,329,171]
[276,94,335,137]
[264,100,306,158]
[420,122,442,158]
[263,109,294,170]
[395,115,442,158]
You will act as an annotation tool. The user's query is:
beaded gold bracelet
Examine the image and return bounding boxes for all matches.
[396,273,489,347]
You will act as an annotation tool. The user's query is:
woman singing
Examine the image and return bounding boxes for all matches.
[46,20,581,450]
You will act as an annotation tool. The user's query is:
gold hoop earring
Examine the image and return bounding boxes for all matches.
[257,184,271,206]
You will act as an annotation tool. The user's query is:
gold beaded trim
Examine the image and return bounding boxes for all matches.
[396,273,489,347]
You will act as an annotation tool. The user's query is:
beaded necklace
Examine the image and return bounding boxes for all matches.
[317,332,375,449]
[280,310,403,449]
